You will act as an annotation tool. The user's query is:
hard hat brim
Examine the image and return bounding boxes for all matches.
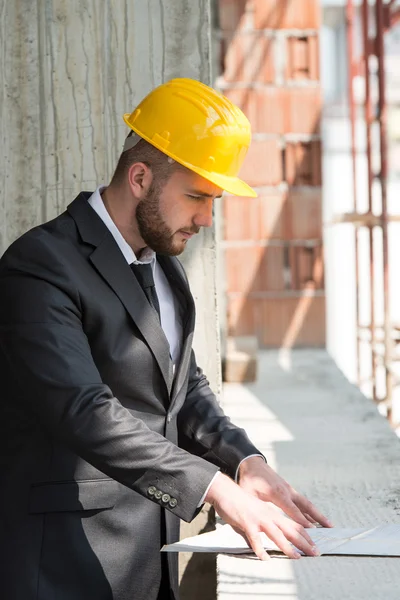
[123,114,257,198]
[195,169,258,198]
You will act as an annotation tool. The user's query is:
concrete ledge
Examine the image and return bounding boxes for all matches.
[218,349,400,600]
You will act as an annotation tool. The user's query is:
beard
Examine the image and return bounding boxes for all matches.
[136,180,198,256]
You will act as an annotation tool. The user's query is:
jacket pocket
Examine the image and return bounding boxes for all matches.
[28,478,120,514]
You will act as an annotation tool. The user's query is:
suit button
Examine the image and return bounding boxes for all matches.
[167,414,172,423]
[169,498,177,508]
[155,490,163,500]
[148,486,156,496]
[161,494,171,503]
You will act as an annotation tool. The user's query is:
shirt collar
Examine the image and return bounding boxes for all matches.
[88,186,155,265]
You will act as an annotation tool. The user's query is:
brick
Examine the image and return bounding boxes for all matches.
[289,246,324,289]
[258,246,286,291]
[285,87,321,134]
[227,295,326,347]
[223,195,259,240]
[286,35,319,81]
[224,192,288,241]
[254,88,287,133]
[227,296,256,336]
[285,141,322,186]
[227,296,325,346]
[239,138,282,186]
[222,32,275,83]
[223,336,258,383]
[225,243,322,295]
[312,245,324,288]
[226,88,322,136]
[258,191,288,240]
[223,352,258,382]
[225,247,263,294]
[253,0,321,30]
[286,188,322,239]
[218,0,251,31]
[227,297,253,339]
[224,87,286,134]
[259,189,322,242]
[225,246,285,293]
[256,296,326,347]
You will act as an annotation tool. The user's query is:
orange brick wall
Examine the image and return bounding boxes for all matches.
[219,0,325,347]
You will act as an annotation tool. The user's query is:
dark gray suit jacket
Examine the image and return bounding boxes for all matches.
[0,192,260,600]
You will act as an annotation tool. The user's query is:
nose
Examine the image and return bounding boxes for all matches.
[194,199,214,228]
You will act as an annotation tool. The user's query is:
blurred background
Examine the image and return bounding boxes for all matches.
[215,0,400,428]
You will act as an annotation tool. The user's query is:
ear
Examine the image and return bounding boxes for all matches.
[127,162,153,199]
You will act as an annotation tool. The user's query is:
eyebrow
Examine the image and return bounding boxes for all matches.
[187,189,223,199]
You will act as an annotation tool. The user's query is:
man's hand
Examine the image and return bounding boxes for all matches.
[205,473,321,561]
[238,457,333,529]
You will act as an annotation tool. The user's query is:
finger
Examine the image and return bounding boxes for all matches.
[262,523,301,560]
[288,521,314,546]
[276,497,314,528]
[303,513,318,527]
[294,496,334,528]
[245,529,270,561]
[281,518,315,547]
[231,526,254,552]
[278,521,320,557]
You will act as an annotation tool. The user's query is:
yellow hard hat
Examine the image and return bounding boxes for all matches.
[123,78,257,198]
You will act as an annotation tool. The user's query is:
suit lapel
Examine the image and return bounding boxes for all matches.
[68,193,173,395]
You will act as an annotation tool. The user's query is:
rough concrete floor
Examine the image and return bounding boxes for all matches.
[217,349,400,600]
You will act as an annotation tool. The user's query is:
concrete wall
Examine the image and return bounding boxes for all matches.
[0,0,220,595]
[0,0,220,414]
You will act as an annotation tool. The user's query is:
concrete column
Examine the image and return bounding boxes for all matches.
[0,0,43,250]
[0,0,220,596]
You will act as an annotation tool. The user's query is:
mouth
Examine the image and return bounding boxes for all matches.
[179,230,197,239]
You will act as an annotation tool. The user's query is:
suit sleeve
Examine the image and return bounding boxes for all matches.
[177,350,264,480]
[0,234,218,522]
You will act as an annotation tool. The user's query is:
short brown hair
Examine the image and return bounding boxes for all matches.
[111,136,186,187]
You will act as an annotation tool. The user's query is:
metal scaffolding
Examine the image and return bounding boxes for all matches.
[346,0,400,423]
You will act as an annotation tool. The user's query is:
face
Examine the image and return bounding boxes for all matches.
[136,168,222,256]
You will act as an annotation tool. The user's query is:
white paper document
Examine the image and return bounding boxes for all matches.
[162,523,400,557]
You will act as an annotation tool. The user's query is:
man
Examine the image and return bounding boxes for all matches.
[0,78,331,600]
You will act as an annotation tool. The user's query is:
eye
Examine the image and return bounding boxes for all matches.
[187,194,203,201]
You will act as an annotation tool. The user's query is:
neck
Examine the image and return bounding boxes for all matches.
[101,185,146,256]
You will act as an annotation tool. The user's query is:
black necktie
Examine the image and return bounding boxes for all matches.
[130,263,161,322]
